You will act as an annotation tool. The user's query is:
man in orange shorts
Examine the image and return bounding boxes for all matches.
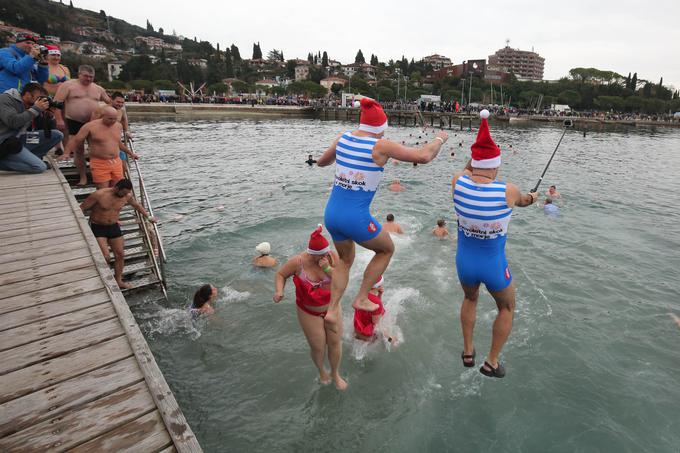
[60,106,138,188]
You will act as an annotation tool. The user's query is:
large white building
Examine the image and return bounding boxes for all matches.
[422,54,452,70]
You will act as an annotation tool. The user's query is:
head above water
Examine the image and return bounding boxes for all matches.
[549,185,557,193]
[255,242,271,255]
[386,213,395,222]
[437,219,446,227]
[193,284,217,308]
[545,197,553,204]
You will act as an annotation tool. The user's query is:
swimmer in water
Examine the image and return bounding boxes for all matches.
[388,179,405,192]
[546,185,561,199]
[253,242,278,268]
[432,219,449,238]
[317,97,447,332]
[670,313,680,328]
[543,197,560,217]
[189,284,217,317]
[382,213,404,234]
[354,275,394,343]
[306,154,317,166]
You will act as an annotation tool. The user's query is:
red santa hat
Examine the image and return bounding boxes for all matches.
[307,224,330,255]
[372,275,384,289]
[358,97,388,134]
[471,109,501,168]
[45,45,61,56]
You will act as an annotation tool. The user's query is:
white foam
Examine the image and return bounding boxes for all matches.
[220,285,251,303]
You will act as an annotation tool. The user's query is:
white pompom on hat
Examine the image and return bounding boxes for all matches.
[255,242,271,255]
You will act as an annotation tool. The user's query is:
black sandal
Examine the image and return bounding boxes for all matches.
[461,349,476,367]
[479,361,505,378]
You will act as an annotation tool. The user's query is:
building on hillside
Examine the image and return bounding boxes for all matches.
[295,64,310,81]
[255,78,279,88]
[488,45,544,80]
[107,61,124,81]
[328,59,341,68]
[320,76,347,90]
[422,54,452,70]
[43,35,61,43]
[79,41,108,55]
[187,58,207,68]
[341,63,376,80]
[59,41,80,53]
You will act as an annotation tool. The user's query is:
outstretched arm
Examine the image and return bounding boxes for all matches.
[127,196,155,222]
[506,183,538,208]
[316,134,342,167]
[374,131,448,166]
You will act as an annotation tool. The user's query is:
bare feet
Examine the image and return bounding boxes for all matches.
[333,374,348,391]
[352,296,379,312]
[77,177,88,186]
[117,281,133,289]
[319,369,331,385]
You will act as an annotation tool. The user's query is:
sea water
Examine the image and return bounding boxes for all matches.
[127,116,680,452]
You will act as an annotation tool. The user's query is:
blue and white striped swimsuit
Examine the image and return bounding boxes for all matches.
[324,132,383,243]
[453,175,514,291]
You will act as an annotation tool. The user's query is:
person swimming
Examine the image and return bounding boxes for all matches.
[432,219,449,238]
[305,154,317,166]
[543,197,560,217]
[189,284,217,317]
[253,242,278,268]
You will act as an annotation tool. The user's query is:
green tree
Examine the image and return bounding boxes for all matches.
[307,52,314,64]
[224,49,234,77]
[146,19,154,32]
[207,83,229,95]
[230,44,241,63]
[287,81,327,98]
[322,51,328,67]
[153,80,176,90]
[231,80,248,93]
[252,42,262,59]
[376,86,394,100]
[267,49,283,62]
[631,72,638,91]
[330,83,343,95]
[130,79,154,93]
[370,54,378,66]
[557,90,581,106]
[355,49,365,64]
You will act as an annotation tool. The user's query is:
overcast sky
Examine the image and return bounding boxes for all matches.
[76,0,680,89]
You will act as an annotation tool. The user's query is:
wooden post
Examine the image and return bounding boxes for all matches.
[468,118,472,131]
[460,118,463,131]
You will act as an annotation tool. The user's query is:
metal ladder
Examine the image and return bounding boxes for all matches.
[57,139,168,298]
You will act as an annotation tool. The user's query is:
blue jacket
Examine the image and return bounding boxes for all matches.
[0,45,49,92]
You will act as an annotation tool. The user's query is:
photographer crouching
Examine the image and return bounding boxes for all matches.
[0,82,63,173]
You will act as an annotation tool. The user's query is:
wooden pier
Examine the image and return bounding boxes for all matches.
[0,167,201,452]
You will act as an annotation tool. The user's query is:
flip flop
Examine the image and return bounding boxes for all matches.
[479,361,505,378]
[461,349,476,367]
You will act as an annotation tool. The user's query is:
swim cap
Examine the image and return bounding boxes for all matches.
[256,242,271,255]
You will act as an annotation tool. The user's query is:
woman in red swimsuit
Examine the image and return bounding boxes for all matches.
[273,225,347,390]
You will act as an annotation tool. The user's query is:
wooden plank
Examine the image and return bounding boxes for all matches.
[0,217,78,239]
[54,163,203,452]
[0,205,68,223]
[0,191,64,206]
[0,289,109,332]
[0,184,63,198]
[0,381,155,452]
[160,446,178,453]
[0,303,117,351]
[0,213,76,232]
[0,238,86,267]
[0,336,133,403]
[0,317,124,375]
[0,265,98,300]
[0,232,83,255]
[0,357,143,437]
[0,198,70,214]
[0,276,105,316]
[0,246,91,275]
[0,256,92,287]
[69,410,173,453]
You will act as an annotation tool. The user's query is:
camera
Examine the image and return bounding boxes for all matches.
[39,45,49,57]
[38,96,64,110]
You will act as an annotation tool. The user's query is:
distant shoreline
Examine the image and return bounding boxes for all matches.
[126,103,680,128]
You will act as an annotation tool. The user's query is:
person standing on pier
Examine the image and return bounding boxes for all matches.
[316,97,448,332]
[80,178,156,289]
[452,110,537,378]
[53,65,111,185]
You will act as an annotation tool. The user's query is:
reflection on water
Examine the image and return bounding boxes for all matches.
[128,117,680,452]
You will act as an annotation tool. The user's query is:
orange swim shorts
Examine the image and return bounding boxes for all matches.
[89,157,123,184]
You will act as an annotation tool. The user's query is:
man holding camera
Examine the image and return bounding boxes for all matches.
[0,82,63,173]
[0,32,49,93]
